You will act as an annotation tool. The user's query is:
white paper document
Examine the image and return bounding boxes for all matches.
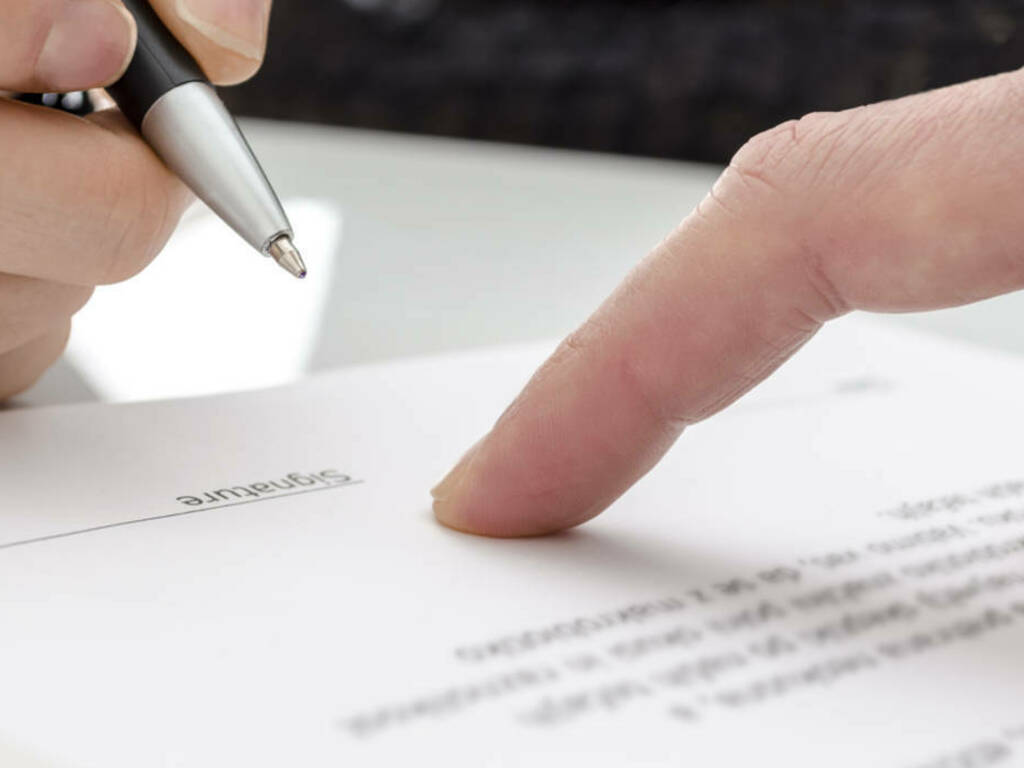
[3,317,1024,767]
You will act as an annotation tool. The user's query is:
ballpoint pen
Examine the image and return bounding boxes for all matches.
[106,0,306,278]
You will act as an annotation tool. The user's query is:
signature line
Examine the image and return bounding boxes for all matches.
[0,480,364,553]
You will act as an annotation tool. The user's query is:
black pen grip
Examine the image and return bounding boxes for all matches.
[106,0,206,127]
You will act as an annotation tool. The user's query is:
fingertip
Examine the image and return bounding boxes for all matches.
[433,501,570,539]
[430,433,603,538]
[431,441,483,532]
[433,485,598,538]
[204,50,264,87]
[33,0,137,92]
[152,0,270,85]
[96,1,139,86]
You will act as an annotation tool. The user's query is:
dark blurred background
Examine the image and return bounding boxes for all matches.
[223,0,1023,164]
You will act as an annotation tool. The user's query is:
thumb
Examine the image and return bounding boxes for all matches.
[432,66,1024,537]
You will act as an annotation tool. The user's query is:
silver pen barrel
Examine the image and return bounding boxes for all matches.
[105,0,305,279]
[142,83,304,277]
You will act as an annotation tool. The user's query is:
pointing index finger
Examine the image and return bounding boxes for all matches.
[432,197,830,537]
[432,67,1024,537]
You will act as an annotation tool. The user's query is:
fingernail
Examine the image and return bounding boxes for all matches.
[174,0,268,61]
[36,0,136,91]
[431,439,484,523]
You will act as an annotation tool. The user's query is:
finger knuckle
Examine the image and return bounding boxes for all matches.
[729,109,863,198]
[0,323,70,401]
[0,369,41,402]
[728,119,801,194]
[60,283,96,317]
[794,243,850,322]
[91,148,185,285]
[0,280,91,355]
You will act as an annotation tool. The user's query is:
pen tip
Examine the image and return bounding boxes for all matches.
[267,235,307,279]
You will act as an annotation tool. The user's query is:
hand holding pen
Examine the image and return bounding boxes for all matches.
[0,0,274,399]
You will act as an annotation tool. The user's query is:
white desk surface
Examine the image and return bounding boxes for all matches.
[16,119,1024,408]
